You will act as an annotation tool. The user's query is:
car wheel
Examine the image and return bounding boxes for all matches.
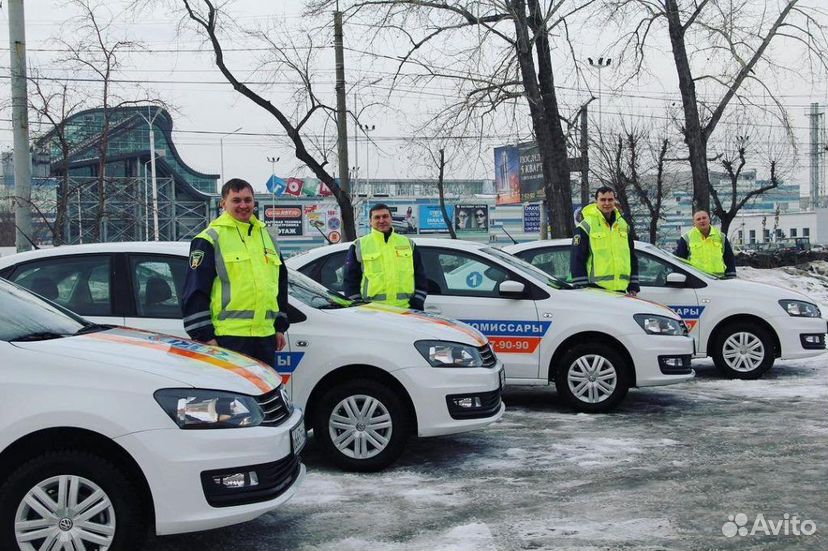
[0,450,147,551]
[314,379,410,472]
[554,343,630,413]
[712,322,775,379]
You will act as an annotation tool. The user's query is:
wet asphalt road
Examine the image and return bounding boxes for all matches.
[147,356,827,551]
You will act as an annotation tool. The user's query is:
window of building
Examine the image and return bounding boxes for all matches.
[749,230,756,244]
[763,229,770,241]
[803,228,810,237]
[790,228,797,238]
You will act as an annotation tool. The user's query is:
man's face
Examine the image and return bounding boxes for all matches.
[370,208,393,232]
[694,211,711,233]
[596,191,616,215]
[222,187,255,222]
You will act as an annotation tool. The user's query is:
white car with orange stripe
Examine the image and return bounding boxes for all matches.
[0,277,304,550]
[285,238,696,413]
[505,239,828,379]
[0,242,505,474]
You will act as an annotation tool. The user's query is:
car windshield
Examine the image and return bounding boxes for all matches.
[0,278,89,341]
[288,270,355,310]
[483,247,572,289]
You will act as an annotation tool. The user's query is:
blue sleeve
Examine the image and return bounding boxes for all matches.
[342,244,362,300]
[723,238,737,278]
[182,237,216,342]
[569,226,590,288]
[275,254,290,333]
[675,237,689,259]
[410,243,428,310]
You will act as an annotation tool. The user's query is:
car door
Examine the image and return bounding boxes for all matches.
[124,254,188,336]
[635,252,704,338]
[420,246,542,381]
[6,254,125,327]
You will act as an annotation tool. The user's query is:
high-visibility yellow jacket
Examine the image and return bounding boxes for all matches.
[578,203,632,292]
[682,226,727,276]
[195,213,282,336]
[356,229,415,308]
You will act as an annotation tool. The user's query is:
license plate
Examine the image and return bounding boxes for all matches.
[291,424,306,454]
[499,367,506,389]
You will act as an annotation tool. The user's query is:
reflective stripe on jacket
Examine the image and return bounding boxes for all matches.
[579,203,632,292]
[195,213,281,336]
[683,226,727,276]
[356,229,415,308]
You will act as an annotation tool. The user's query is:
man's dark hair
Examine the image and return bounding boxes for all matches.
[594,185,616,199]
[370,203,392,216]
[221,178,255,198]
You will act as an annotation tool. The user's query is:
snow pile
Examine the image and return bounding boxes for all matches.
[738,262,828,310]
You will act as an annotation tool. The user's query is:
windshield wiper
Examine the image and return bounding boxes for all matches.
[74,323,112,335]
[10,331,67,342]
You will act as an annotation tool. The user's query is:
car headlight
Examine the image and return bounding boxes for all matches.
[634,314,686,336]
[778,300,821,318]
[414,340,484,367]
[154,388,264,429]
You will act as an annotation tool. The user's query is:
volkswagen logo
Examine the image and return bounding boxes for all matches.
[58,518,74,532]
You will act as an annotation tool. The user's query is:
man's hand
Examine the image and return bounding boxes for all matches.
[627,290,638,297]
[275,332,287,351]
[205,338,218,346]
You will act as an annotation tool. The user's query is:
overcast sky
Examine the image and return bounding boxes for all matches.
[1,0,826,194]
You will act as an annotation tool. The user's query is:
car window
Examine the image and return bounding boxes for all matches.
[319,251,348,293]
[485,247,570,289]
[288,271,353,309]
[637,253,679,287]
[0,279,87,341]
[421,248,508,298]
[130,256,187,318]
[9,255,113,316]
[516,247,569,280]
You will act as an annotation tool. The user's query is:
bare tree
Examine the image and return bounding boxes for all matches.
[308,0,597,238]
[709,134,783,236]
[433,148,457,239]
[601,0,827,212]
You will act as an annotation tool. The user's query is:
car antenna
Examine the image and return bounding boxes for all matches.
[311,221,332,245]
[14,224,40,249]
[500,225,518,245]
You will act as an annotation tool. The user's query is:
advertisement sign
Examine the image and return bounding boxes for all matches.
[388,203,419,234]
[523,203,541,233]
[304,204,342,242]
[455,205,489,232]
[264,204,303,236]
[418,204,454,233]
[517,141,544,202]
[494,145,521,205]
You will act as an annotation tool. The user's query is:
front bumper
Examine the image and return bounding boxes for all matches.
[771,315,828,359]
[115,408,305,536]
[619,333,696,387]
[395,360,506,438]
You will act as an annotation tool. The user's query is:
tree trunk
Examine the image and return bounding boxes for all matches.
[664,0,710,213]
[435,149,456,239]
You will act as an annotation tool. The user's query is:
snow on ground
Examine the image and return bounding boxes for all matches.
[739,261,828,310]
[150,266,827,551]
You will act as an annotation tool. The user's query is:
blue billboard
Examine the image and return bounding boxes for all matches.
[418,204,455,233]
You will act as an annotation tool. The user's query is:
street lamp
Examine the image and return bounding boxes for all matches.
[143,150,165,241]
[587,57,612,129]
[360,124,376,198]
[220,126,243,191]
[137,106,164,241]
[266,156,280,227]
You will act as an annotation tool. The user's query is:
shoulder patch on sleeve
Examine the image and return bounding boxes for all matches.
[189,250,205,269]
[573,234,581,246]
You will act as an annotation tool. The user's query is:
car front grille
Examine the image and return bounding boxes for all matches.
[479,344,497,368]
[257,387,291,427]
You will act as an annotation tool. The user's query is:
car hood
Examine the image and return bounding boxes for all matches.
[568,288,682,318]
[12,327,281,395]
[322,303,488,346]
[708,277,818,304]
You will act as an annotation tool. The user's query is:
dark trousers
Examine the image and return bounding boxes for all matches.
[215,335,277,367]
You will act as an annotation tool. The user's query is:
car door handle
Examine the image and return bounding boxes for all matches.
[425,306,442,315]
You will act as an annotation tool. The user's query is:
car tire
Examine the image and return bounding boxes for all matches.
[0,450,147,551]
[313,379,410,472]
[554,342,631,413]
[712,322,775,379]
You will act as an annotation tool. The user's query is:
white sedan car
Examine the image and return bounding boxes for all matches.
[0,242,505,472]
[505,239,828,379]
[286,238,696,413]
[0,277,305,551]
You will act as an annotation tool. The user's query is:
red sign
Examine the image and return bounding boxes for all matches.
[328,230,341,243]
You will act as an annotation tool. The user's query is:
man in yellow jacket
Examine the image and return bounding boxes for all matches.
[675,210,737,278]
[182,178,288,367]
[570,186,640,295]
[343,203,428,309]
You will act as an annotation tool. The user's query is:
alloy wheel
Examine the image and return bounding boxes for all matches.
[722,331,765,373]
[328,394,393,459]
[567,354,618,404]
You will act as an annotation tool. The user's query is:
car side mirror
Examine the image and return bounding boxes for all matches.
[499,280,525,298]
[666,273,687,287]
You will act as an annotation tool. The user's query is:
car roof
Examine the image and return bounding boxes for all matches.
[0,241,190,268]
[286,237,490,265]
[503,238,662,254]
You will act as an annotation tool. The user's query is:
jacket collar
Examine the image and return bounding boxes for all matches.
[212,212,265,230]
[369,227,395,242]
[582,203,620,225]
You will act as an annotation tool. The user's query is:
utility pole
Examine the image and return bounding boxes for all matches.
[8,0,33,252]
[334,6,350,196]
[580,104,590,207]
